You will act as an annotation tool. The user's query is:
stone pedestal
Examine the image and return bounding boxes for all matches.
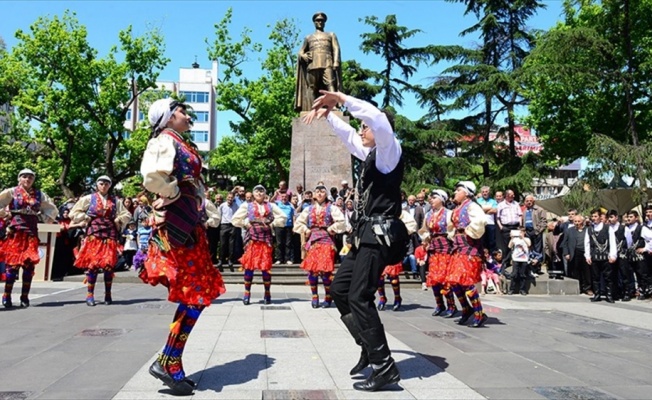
[34,223,61,281]
[289,113,352,194]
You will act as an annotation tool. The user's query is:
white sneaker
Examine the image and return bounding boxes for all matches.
[422,283,428,291]
[286,260,293,265]
[274,261,281,265]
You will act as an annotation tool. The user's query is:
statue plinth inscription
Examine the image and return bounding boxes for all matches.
[289,112,352,193]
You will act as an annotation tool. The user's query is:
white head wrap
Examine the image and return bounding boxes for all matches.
[148,98,179,132]
[430,189,448,203]
[455,181,477,197]
[18,168,36,179]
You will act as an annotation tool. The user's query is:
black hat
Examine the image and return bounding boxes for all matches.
[312,12,327,22]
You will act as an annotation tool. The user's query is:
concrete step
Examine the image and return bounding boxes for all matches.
[62,267,428,287]
[503,272,580,295]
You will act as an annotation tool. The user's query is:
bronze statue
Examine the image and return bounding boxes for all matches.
[294,12,342,112]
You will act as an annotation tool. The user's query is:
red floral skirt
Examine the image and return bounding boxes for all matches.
[447,253,482,286]
[240,241,273,271]
[74,236,120,271]
[139,228,225,306]
[1,231,40,266]
[300,243,335,273]
[426,252,452,286]
[382,262,403,277]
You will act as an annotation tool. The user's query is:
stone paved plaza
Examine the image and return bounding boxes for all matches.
[2,276,652,399]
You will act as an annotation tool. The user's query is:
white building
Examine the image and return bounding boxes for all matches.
[124,61,218,152]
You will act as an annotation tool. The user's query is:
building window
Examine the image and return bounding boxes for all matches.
[191,130,209,143]
[194,111,209,122]
[125,110,144,121]
[180,91,209,103]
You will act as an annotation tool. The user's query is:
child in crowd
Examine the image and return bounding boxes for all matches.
[508,228,532,295]
[137,219,152,253]
[481,249,503,295]
[122,221,138,270]
[415,239,429,291]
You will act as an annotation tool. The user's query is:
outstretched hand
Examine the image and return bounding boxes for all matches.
[302,90,345,125]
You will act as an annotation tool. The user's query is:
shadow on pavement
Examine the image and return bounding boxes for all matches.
[36,298,164,307]
[186,353,274,393]
[393,350,449,378]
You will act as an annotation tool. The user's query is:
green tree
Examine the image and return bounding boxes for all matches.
[523,0,652,203]
[359,14,433,108]
[207,9,299,188]
[340,60,381,105]
[421,0,545,192]
[0,11,168,197]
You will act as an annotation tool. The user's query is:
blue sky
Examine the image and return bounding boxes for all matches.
[1,1,565,141]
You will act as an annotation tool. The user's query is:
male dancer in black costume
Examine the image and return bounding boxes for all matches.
[304,90,407,392]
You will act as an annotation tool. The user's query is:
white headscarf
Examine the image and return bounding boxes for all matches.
[148,98,178,132]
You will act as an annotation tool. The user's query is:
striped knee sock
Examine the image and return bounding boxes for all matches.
[451,284,470,314]
[3,266,17,304]
[262,271,272,301]
[158,304,205,381]
[86,270,98,301]
[104,271,114,301]
[243,270,254,301]
[390,275,401,303]
[20,266,34,302]
[308,272,319,303]
[377,277,387,305]
[322,272,333,304]
[432,283,444,309]
[465,285,484,320]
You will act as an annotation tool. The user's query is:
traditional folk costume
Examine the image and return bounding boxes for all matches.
[325,95,406,391]
[449,181,488,328]
[377,210,417,311]
[0,169,58,308]
[70,176,132,306]
[140,98,226,395]
[418,190,457,318]
[232,185,286,305]
[294,189,346,308]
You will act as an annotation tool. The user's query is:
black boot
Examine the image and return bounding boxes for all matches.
[341,314,369,375]
[590,292,602,302]
[354,326,400,391]
[605,288,615,303]
[353,359,400,392]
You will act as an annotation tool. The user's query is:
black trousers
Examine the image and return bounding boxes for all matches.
[631,255,652,293]
[331,243,386,332]
[613,257,634,297]
[274,226,293,263]
[590,260,613,295]
[569,255,592,293]
[219,223,235,264]
[510,261,530,293]
[500,224,519,255]
[207,226,220,264]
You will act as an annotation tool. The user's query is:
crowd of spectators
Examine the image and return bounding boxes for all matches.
[4,180,650,303]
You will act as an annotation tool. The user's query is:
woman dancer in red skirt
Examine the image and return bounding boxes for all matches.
[419,189,457,318]
[70,176,131,306]
[294,184,345,308]
[0,168,58,308]
[232,185,286,305]
[139,98,226,395]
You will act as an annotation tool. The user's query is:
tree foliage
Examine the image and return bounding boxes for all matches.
[0,11,168,197]
[359,14,433,109]
[207,9,300,189]
[523,0,652,203]
[418,0,545,192]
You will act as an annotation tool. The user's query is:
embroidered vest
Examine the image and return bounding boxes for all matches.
[9,186,42,236]
[245,202,274,245]
[307,203,335,246]
[86,193,119,240]
[588,226,609,261]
